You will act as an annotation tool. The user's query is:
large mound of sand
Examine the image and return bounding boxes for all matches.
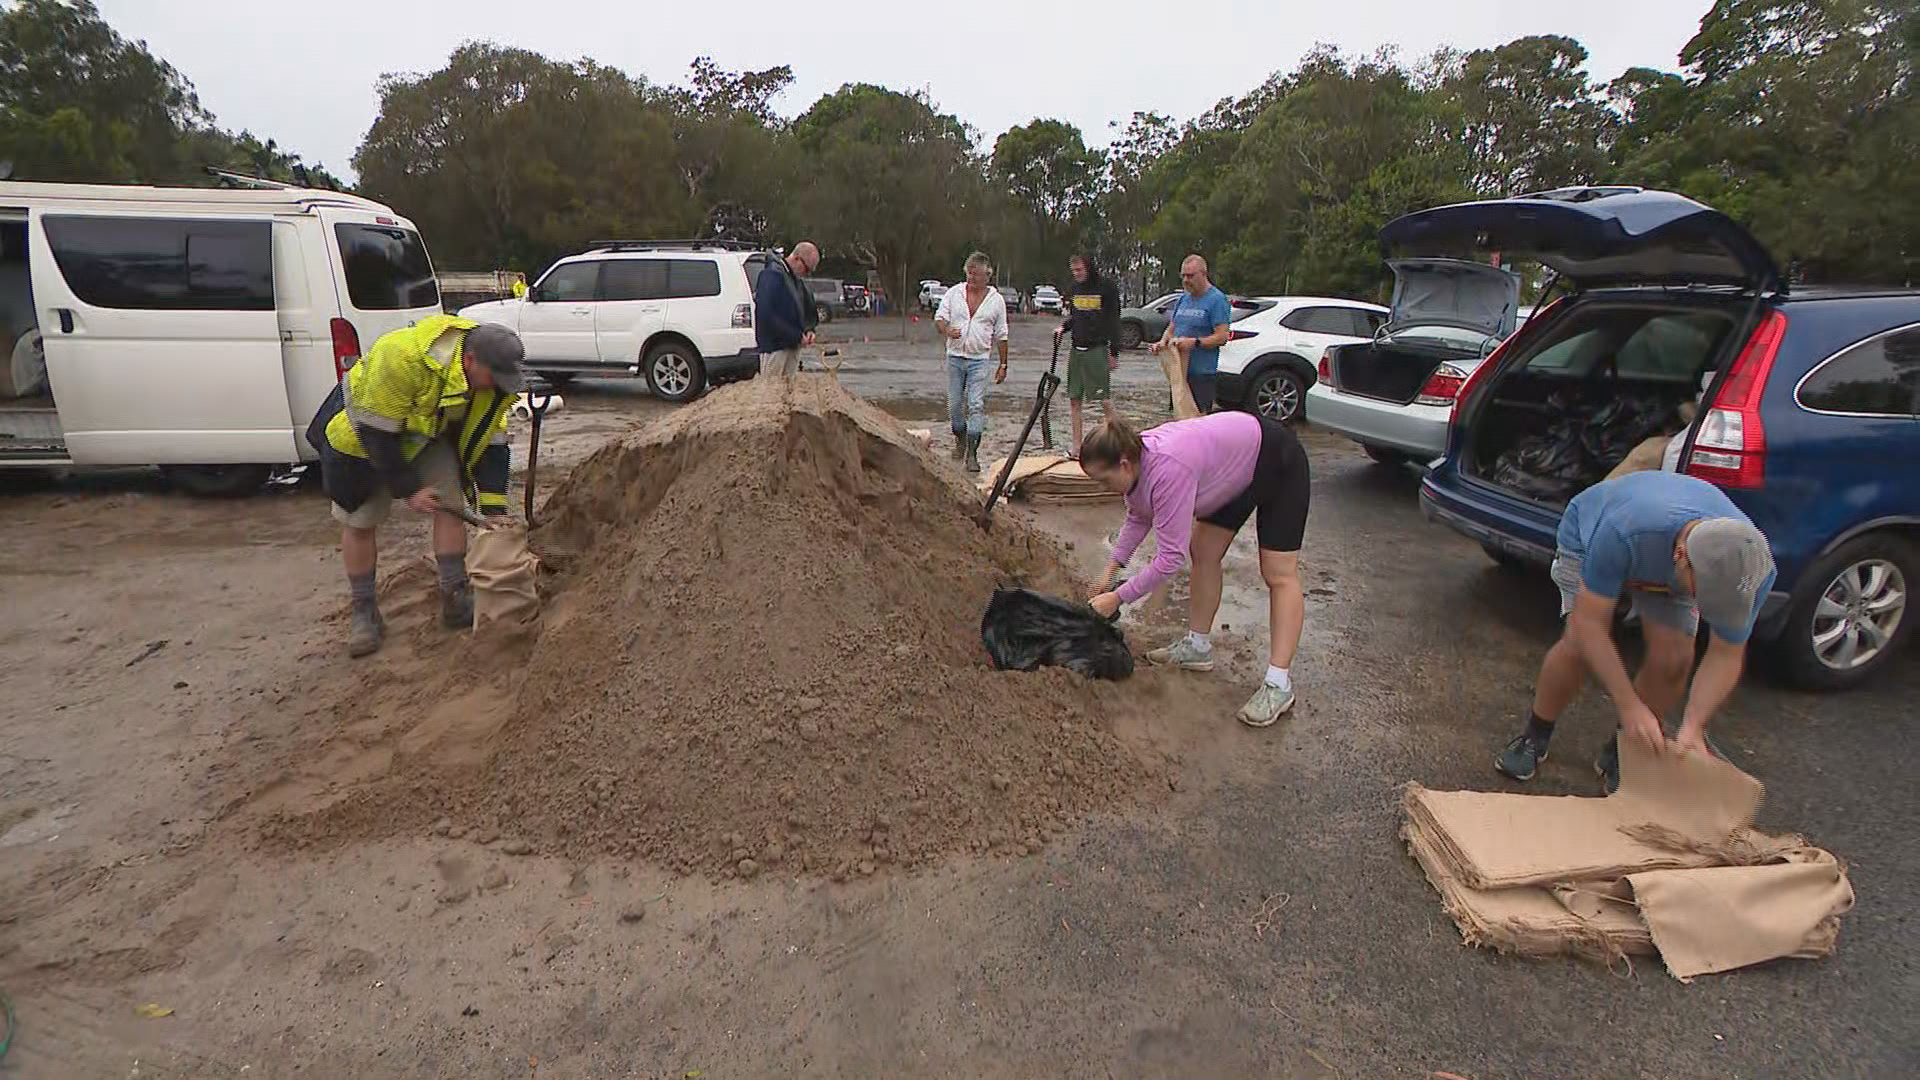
[271,377,1169,878]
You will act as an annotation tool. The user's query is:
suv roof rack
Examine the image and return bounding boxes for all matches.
[583,238,766,253]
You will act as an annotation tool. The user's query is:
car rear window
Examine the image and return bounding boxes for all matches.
[1798,325,1920,416]
[334,224,438,310]
[1520,304,1735,381]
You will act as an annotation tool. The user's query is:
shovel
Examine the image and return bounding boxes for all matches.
[1040,331,1062,450]
[521,380,555,525]
[978,370,1062,530]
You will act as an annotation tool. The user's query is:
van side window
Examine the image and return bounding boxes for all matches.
[601,260,667,301]
[333,224,438,310]
[1799,326,1920,416]
[45,216,273,311]
[666,259,722,299]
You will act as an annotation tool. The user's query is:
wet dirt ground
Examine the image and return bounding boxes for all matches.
[1,315,1915,1078]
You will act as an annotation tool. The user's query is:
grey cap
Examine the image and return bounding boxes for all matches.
[1688,518,1775,633]
[464,322,526,393]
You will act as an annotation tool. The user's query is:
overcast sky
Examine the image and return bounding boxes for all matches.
[96,0,1708,179]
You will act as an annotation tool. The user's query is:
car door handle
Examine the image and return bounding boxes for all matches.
[56,308,74,333]
[570,306,592,315]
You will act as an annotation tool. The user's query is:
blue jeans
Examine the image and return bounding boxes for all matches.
[947,354,990,438]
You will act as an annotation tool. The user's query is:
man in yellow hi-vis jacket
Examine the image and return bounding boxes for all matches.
[311,315,527,657]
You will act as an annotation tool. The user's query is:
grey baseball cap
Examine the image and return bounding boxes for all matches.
[1688,518,1775,633]
[464,323,526,393]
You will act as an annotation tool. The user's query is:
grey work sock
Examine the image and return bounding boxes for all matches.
[348,571,377,611]
[436,553,468,595]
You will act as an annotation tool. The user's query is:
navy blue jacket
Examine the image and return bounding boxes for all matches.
[754,261,815,352]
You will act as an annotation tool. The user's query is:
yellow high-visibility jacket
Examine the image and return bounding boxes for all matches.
[324,314,511,512]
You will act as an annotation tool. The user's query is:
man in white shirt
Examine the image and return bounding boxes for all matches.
[934,252,1010,473]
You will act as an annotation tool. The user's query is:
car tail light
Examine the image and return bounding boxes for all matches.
[329,317,361,380]
[1316,352,1331,381]
[1227,329,1258,341]
[1686,310,1786,489]
[733,303,753,328]
[1415,362,1471,407]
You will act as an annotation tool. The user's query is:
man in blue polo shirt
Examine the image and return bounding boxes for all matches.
[1149,253,1233,413]
[1495,470,1777,792]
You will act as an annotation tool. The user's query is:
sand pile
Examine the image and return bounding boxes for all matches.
[280,376,1167,878]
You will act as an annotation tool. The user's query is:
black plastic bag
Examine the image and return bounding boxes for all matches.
[980,588,1134,681]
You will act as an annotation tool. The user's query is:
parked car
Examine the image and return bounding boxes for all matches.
[1410,185,1920,690]
[1031,285,1063,314]
[997,285,1024,314]
[919,280,945,310]
[842,283,870,316]
[805,277,846,322]
[1215,297,1389,422]
[1119,291,1184,350]
[438,269,526,314]
[459,239,766,403]
[0,179,444,496]
[1305,259,1521,465]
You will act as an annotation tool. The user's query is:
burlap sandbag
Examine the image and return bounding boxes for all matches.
[1628,848,1854,981]
[1406,738,1763,890]
[1161,345,1200,420]
[467,525,541,629]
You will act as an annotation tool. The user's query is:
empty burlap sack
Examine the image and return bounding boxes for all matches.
[1403,738,1854,979]
[1406,737,1763,890]
[1161,346,1201,419]
[467,525,541,628]
[1628,847,1854,981]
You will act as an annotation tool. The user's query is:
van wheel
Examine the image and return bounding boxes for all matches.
[1119,321,1144,350]
[644,341,706,403]
[1766,532,1918,691]
[163,464,271,498]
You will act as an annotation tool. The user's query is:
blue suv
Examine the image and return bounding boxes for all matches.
[1403,187,1919,690]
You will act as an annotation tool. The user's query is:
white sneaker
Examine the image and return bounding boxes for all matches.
[1238,683,1296,728]
[1145,638,1215,672]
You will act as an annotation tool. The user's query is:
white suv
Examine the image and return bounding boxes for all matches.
[459,241,769,402]
[1215,296,1388,422]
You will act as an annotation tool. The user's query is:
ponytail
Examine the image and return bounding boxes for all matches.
[1080,415,1144,470]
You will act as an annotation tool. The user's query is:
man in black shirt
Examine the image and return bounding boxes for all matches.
[1055,253,1121,458]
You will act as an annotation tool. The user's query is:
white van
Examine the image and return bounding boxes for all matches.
[0,181,443,495]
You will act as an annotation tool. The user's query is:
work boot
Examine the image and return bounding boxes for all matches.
[440,584,474,631]
[1145,637,1216,672]
[1238,682,1296,728]
[951,432,966,462]
[964,434,982,474]
[347,604,385,658]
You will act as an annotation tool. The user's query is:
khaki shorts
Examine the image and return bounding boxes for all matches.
[760,348,801,377]
[330,440,463,528]
[1551,551,1699,636]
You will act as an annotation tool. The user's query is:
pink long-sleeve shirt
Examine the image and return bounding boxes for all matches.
[1111,412,1263,604]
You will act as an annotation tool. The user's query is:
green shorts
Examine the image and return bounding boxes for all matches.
[1066,346,1111,402]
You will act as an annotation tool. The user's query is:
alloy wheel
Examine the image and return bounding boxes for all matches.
[1810,557,1907,671]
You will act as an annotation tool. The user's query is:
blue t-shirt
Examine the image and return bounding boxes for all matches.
[1169,287,1232,376]
[1557,471,1776,642]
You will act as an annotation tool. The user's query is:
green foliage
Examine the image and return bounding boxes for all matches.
[13,0,1920,294]
[0,0,341,186]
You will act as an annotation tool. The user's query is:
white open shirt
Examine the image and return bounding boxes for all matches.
[936,283,1010,360]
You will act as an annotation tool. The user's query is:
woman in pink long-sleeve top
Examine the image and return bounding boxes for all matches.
[1081,411,1311,727]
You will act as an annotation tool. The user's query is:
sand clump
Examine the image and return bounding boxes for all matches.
[273,376,1170,877]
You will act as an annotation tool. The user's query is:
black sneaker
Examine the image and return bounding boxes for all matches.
[1495,731,1550,782]
[1596,735,1620,795]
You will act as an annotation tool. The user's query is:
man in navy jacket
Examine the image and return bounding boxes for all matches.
[755,241,821,377]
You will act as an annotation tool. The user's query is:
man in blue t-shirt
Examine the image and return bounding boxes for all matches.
[1495,471,1777,792]
[1149,254,1233,413]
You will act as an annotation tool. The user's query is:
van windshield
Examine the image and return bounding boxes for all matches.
[334,224,438,310]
